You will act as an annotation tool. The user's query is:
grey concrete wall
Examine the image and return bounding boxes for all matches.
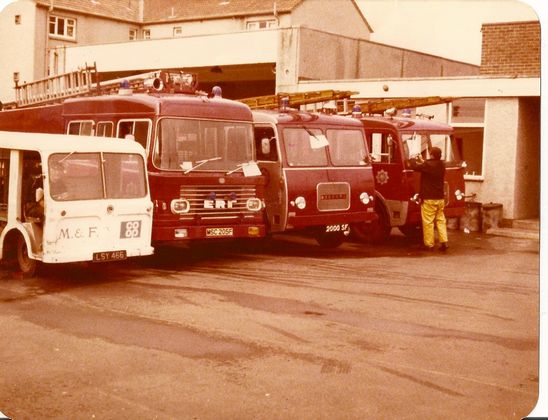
[296,28,479,82]
[298,29,360,81]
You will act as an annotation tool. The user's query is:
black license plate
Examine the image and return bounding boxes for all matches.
[93,250,127,262]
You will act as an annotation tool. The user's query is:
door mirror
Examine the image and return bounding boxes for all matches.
[261,137,271,155]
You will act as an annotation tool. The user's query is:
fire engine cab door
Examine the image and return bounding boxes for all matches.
[254,125,287,233]
[367,129,410,225]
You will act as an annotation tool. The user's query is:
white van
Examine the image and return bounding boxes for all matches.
[0,131,154,276]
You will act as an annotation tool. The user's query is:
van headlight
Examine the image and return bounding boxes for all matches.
[171,199,190,214]
[246,198,262,211]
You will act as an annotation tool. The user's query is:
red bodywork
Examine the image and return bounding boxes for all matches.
[360,116,465,229]
[0,93,267,243]
[253,109,377,236]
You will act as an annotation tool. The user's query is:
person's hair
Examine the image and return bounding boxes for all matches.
[430,147,442,160]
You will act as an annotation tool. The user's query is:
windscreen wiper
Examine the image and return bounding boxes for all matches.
[182,156,221,174]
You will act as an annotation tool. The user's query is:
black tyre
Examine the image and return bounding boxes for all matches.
[353,202,391,243]
[315,231,345,248]
[16,235,37,277]
[398,224,423,242]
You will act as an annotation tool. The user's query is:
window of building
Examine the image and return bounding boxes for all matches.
[449,98,486,179]
[143,29,151,39]
[173,27,182,37]
[49,15,76,40]
[15,15,21,25]
[129,29,138,40]
[246,19,277,30]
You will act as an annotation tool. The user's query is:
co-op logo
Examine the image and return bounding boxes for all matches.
[203,192,238,209]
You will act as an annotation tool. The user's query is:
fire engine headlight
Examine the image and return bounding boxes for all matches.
[359,192,372,205]
[455,189,464,200]
[294,196,306,210]
[246,198,262,212]
[171,199,190,214]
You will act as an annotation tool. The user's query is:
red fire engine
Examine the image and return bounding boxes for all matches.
[0,67,266,244]
[354,112,466,241]
[252,104,377,247]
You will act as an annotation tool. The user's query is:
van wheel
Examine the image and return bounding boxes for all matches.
[315,231,345,248]
[16,236,37,277]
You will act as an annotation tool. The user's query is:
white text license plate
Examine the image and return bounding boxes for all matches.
[206,227,234,237]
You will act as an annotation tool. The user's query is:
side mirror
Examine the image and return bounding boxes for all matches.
[261,137,271,155]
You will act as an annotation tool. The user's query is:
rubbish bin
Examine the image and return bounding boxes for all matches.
[482,202,503,232]
[460,201,482,232]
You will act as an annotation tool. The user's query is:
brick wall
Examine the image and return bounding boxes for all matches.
[480,21,540,77]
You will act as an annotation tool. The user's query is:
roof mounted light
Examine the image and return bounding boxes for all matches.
[119,80,133,95]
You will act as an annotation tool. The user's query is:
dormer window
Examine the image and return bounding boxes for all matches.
[49,15,76,40]
[246,19,277,30]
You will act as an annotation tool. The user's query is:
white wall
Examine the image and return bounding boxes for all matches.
[291,0,371,39]
[0,0,36,104]
[62,29,279,72]
[465,98,520,219]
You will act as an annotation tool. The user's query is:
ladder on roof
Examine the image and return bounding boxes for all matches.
[15,64,99,108]
[12,64,198,108]
[239,90,358,110]
[240,90,454,114]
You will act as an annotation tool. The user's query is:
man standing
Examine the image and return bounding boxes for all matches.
[409,146,449,251]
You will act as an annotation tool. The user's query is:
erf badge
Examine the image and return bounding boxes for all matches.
[376,169,389,185]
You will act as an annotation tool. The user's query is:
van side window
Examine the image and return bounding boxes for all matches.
[22,151,44,222]
[0,148,9,219]
[67,120,94,136]
[96,122,114,137]
[254,126,278,161]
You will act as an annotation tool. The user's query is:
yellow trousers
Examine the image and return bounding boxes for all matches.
[421,199,448,248]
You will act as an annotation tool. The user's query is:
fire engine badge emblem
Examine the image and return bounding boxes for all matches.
[376,169,389,185]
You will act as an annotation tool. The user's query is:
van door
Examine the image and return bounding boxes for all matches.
[254,125,286,232]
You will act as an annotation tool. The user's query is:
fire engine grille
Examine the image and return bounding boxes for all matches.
[179,186,259,219]
[317,182,351,211]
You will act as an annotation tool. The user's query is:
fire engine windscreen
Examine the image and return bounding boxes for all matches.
[401,132,462,166]
[153,119,254,171]
[48,153,147,201]
[285,128,368,167]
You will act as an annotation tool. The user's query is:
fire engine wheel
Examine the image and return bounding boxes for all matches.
[398,224,423,242]
[352,203,391,243]
[16,235,37,277]
[315,231,345,248]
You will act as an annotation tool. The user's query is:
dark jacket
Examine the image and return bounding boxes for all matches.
[409,158,445,200]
